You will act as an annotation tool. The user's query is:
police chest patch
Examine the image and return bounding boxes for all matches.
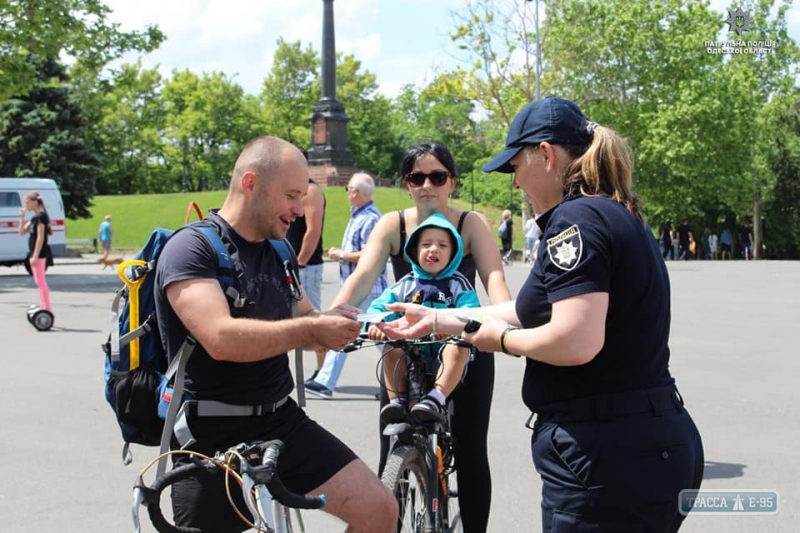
[546,225,583,271]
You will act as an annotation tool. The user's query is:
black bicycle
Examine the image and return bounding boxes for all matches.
[132,439,326,533]
[343,333,474,533]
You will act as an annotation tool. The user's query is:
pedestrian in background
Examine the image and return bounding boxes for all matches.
[287,147,327,375]
[98,214,114,259]
[499,209,514,264]
[720,227,733,260]
[524,214,541,264]
[660,221,674,260]
[739,217,753,260]
[677,219,693,260]
[708,230,719,260]
[19,192,54,312]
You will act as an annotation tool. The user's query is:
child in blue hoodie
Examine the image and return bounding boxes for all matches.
[366,213,480,424]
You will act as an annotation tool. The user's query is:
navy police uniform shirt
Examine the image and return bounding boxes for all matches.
[516,196,674,411]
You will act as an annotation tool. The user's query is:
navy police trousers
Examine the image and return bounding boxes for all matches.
[530,386,704,532]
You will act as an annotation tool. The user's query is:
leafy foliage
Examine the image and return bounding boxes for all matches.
[0,57,100,218]
[0,0,164,100]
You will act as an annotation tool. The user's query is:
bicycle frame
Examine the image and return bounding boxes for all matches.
[245,470,294,533]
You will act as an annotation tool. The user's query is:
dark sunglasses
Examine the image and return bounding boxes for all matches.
[404,171,450,187]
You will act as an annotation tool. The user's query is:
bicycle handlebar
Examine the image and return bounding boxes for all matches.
[134,440,325,533]
[343,333,473,353]
[136,462,205,533]
[242,440,327,510]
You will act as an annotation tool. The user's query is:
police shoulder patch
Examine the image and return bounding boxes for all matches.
[546,224,583,271]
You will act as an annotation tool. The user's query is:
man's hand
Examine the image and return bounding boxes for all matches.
[310,304,362,351]
[325,303,360,320]
[327,247,342,261]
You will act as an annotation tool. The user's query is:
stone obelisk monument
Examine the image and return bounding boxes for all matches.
[307,0,355,186]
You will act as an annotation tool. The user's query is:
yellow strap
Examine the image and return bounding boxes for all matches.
[118,260,148,369]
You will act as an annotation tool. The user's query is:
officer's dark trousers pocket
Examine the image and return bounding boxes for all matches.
[531,410,703,533]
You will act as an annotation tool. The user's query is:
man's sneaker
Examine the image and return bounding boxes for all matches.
[380,402,408,426]
[304,380,333,400]
[411,396,447,424]
[303,370,319,389]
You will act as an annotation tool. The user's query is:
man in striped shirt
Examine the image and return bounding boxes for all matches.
[305,172,389,399]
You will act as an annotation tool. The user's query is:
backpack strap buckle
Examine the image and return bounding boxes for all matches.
[283,259,304,302]
[225,286,247,309]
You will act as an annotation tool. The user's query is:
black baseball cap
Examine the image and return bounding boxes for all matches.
[482,97,592,174]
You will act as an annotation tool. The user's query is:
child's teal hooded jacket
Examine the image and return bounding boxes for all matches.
[366,212,480,329]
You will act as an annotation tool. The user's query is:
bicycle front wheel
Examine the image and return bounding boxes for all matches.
[382,445,429,533]
[444,468,461,533]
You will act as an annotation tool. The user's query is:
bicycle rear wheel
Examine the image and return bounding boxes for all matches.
[382,445,429,533]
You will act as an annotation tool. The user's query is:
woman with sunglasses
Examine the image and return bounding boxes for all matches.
[329,141,512,532]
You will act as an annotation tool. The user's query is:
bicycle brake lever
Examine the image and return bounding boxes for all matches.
[132,480,145,533]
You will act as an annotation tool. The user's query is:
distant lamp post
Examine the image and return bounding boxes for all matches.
[525,0,541,101]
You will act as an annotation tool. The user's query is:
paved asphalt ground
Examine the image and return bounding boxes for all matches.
[0,256,797,532]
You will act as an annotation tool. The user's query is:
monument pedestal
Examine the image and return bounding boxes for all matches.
[307,164,358,187]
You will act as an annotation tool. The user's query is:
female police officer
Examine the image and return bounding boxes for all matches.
[380,97,704,531]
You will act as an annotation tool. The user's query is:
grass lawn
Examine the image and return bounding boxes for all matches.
[68,187,523,253]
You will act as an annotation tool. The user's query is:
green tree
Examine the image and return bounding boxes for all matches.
[716,0,800,256]
[530,0,799,240]
[81,61,168,195]
[763,96,800,258]
[0,57,101,218]
[0,0,164,100]
[333,54,398,178]
[161,70,250,192]
[259,38,319,145]
[449,0,541,128]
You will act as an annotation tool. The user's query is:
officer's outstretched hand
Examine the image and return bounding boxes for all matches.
[376,303,432,339]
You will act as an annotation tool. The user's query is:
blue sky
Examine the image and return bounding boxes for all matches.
[104,0,799,98]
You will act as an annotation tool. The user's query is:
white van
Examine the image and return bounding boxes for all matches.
[0,178,67,267]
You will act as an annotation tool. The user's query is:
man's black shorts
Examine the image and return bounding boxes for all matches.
[171,398,357,532]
